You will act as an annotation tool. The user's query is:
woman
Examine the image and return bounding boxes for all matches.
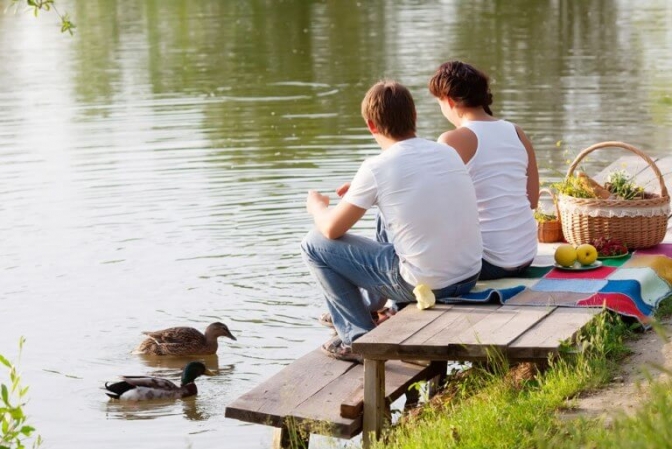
[429,60,539,280]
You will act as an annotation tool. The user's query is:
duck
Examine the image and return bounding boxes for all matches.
[133,322,236,356]
[104,361,214,401]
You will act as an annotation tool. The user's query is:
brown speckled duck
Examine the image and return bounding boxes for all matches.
[133,322,236,356]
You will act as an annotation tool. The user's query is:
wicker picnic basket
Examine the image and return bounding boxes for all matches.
[537,188,563,243]
[557,141,670,249]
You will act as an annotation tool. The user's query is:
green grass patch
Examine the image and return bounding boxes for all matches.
[538,374,672,449]
[372,310,636,449]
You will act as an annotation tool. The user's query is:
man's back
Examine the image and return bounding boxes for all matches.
[344,137,482,290]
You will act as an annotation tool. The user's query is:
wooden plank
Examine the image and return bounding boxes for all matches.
[354,304,453,349]
[225,349,357,427]
[507,307,601,359]
[362,359,385,449]
[453,306,555,345]
[226,354,438,439]
[338,360,441,419]
[362,306,499,360]
[340,383,364,420]
[353,305,492,359]
[421,306,554,359]
[403,305,500,346]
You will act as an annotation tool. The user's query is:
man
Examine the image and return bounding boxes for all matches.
[301,80,483,362]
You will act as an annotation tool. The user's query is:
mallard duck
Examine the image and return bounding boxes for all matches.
[133,322,236,356]
[104,361,214,401]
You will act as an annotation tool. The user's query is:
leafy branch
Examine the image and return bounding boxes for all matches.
[9,0,75,35]
[0,337,42,449]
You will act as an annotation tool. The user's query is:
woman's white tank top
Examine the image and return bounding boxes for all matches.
[461,120,538,267]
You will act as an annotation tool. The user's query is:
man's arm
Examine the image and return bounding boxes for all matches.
[306,190,366,239]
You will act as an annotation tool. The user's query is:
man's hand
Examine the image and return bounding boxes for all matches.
[306,190,330,216]
[304,189,366,239]
[335,182,351,198]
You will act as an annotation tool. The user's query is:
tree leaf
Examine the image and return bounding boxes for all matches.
[20,425,35,436]
[0,355,10,368]
[1,385,8,405]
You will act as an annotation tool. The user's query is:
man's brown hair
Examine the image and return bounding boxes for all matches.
[360,81,416,139]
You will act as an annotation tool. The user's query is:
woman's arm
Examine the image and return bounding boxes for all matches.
[515,125,539,209]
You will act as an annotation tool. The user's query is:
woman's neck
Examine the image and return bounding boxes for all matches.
[456,107,496,126]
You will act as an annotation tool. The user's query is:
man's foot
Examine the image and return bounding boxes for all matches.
[318,312,336,328]
[375,306,396,325]
[318,307,396,329]
[320,336,363,363]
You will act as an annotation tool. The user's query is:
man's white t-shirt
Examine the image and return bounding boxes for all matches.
[343,137,483,290]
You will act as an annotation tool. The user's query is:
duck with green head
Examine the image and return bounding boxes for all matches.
[104,361,215,401]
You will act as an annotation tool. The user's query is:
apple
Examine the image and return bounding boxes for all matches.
[576,244,598,265]
[554,244,577,267]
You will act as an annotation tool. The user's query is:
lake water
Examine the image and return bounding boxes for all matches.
[0,1,671,448]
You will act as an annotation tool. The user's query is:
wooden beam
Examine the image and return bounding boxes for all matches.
[362,359,386,449]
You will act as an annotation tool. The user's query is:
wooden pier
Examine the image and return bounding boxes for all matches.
[225,154,672,448]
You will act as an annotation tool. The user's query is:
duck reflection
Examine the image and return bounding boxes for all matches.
[104,397,177,420]
[137,354,221,372]
[181,396,208,421]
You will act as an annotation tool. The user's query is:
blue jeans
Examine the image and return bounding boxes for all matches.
[301,229,479,346]
[479,259,532,280]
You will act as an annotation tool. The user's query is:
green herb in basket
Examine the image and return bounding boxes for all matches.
[551,175,596,199]
[605,170,645,200]
[534,210,557,223]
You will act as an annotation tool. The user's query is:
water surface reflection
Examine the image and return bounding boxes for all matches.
[0,1,671,448]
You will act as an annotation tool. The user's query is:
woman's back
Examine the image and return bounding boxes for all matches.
[461,120,537,267]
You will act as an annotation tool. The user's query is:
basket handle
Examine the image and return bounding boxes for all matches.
[566,141,669,198]
[538,188,561,219]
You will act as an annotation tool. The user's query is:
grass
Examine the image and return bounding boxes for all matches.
[371,303,672,449]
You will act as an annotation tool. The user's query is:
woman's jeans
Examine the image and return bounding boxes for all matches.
[479,259,532,281]
[301,229,478,346]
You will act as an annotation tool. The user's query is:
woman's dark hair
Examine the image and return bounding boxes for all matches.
[428,61,493,116]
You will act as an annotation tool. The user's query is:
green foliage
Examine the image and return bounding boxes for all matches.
[9,0,75,34]
[654,295,672,319]
[551,175,596,199]
[371,310,634,449]
[538,366,672,448]
[605,169,645,200]
[0,338,41,449]
[533,210,557,223]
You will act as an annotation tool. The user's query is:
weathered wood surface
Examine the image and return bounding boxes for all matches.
[225,349,435,438]
[508,307,602,359]
[339,360,440,419]
[362,359,386,447]
[352,304,586,361]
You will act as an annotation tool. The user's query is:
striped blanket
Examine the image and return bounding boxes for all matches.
[455,243,672,325]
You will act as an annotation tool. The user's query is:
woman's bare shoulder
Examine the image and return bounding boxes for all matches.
[438,127,477,163]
